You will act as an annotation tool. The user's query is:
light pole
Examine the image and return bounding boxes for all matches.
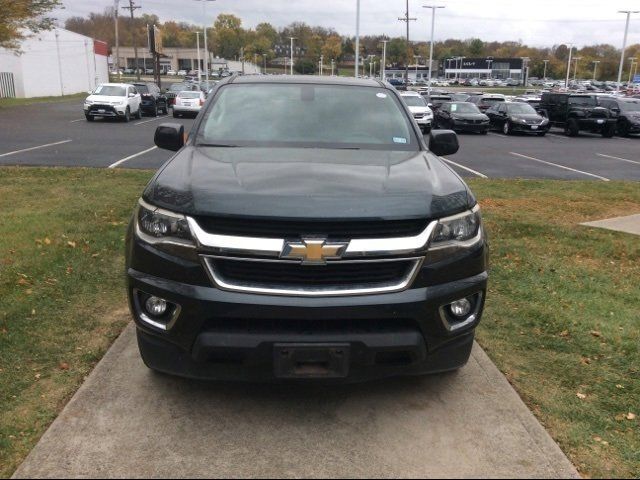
[289,37,296,75]
[380,40,388,81]
[262,53,266,73]
[573,56,582,82]
[565,43,573,88]
[320,54,324,76]
[543,59,549,80]
[592,60,600,81]
[355,0,361,77]
[617,11,639,92]
[195,0,215,83]
[113,0,120,75]
[423,5,444,93]
[195,32,202,82]
[486,57,493,79]
[331,58,335,76]
[414,55,420,83]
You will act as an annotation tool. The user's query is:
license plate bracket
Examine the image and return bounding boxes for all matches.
[274,343,350,379]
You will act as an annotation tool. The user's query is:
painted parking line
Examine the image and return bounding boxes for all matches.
[0,139,72,158]
[509,152,610,181]
[439,157,489,179]
[135,117,165,126]
[596,153,640,166]
[69,118,86,123]
[108,146,158,169]
[546,133,568,140]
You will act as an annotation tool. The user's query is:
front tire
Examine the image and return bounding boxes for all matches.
[602,124,615,138]
[616,121,630,137]
[503,121,511,135]
[135,106,142,119]
[123,107,130,122]
[85,114,94,122]
[565,118,579,136]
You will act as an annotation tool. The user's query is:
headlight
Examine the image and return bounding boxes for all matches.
[517,118,528,124]
[432,207,481,244]
[136,199,193,245]
[84,100,93,105]
[541,118,549,124]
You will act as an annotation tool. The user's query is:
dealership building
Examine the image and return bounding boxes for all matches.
[0,28,109,98]
[443,57,525,80]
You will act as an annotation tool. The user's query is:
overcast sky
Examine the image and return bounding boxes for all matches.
[57,0,640,47]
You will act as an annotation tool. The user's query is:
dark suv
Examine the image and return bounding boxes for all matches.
[597,97,640,137]
[466,94,505,113]
[539,93,616,137]
[126,76,488,383]
[133,82,168,116]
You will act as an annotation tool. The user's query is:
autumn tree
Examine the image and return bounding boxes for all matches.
[211,14,245,59]
[2,0,62,50]
[321,35,342,61]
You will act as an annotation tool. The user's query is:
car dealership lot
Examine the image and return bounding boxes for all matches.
[0,98,638,180]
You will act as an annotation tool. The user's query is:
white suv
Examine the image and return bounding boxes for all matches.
[84,83,142,122]
[400,91,434,132]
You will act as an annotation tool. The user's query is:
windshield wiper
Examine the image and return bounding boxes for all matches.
[197,143,239,148]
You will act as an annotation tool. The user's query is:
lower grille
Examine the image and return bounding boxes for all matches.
[203,257,422,296]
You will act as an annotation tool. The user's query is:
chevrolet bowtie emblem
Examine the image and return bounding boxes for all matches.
[281,239,348,264]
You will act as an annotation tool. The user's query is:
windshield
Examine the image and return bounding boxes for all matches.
[178,92,201,98]
[481,97,505,104]
[170,84,187,92]
[506,103,537,115]
[451,93,470,102]
[620,100,640,112]
[93,85,126,97]
[402,95,427,107]
[135,85,149,94]
[568,96,596,106]
[198,84,417,151]
[450,103,480,114]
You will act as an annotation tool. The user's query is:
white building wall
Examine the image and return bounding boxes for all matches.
[0,28,109,98]
[0,50,24,97]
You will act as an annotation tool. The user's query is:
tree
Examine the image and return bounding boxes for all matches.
[468,38,484,56]
[211,14,245,59]
[1,0,62,51]
[294,58,316,74]
[322,35,342,61]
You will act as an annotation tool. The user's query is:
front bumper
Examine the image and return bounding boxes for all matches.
[453,122,490,133]
[511,122,550,134]
[84,104,127,117]
[577,118,616,130]
[126,230,488,383]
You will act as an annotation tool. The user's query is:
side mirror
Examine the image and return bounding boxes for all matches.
[427,130,459,157]
[129,92,135,97]
[154,123,185,151]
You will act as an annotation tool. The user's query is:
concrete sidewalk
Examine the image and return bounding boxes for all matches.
[12,324,579,479]
[581,213,640,236]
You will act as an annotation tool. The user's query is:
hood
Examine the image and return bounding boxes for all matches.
[86,95,126,104]
[510,113,544,121]
[407,105,433,115]
[144,147,471,221]
[452,113,488,121]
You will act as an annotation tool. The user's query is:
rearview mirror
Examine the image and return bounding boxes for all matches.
[427,130,459,157]
[154,123,185,151]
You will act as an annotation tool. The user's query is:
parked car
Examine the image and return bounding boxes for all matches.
[127,76,487,382]
[434,102,490,134]
[539,93,617,137]
[177,70,187,76]
[450,92,471,102]
[172,90,206,117]
[596,97,640,137]
[466,94,506,113]
[83,83,142,122]
[485,102,550,136]
[400,91,434,132]
[167,70,177,76]
[165,82,198,106]
[132,82,169,116]
[421,94,453,112]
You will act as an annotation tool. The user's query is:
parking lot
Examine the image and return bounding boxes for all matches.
[0,98,638,180]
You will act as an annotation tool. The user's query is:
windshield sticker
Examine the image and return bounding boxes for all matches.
[451,104,457,112]
[393,137,408,144]
[377,92,388,99]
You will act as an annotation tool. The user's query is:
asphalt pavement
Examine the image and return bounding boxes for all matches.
[12,322,579,479]
[1,98,638,180]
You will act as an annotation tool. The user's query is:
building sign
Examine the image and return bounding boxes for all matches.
[148,25,163,55]
[446,58,524,70]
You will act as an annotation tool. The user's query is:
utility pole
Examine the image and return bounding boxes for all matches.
[122,0,141,80]
[195,32,201,82]
[355,0,360,77]
[592,60,600,81]
[380,40,388,82]
[398,0,417,85]
[320,54,324,75]
[289,37,295,75]
[617,11,639,92]
[423,5,444,93]
[194,0,215,83]
[543,59,549,80]
[573,56,582,82]
[331,58,335,76]
[565,43,573,89]
[114,0,121,76]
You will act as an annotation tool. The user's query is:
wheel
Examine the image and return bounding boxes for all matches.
[602,124,615,138]
[503,121,511,135]
[480,130,488,135]
[537,132,546,137]
[153,105,158,117]
[136,106,142,119]
[123,107,130,122]
[565,118,579,136]
[85,114,94,122]
[617,121,630,137]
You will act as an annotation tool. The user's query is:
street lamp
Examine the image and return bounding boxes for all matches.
[289,37,296,75]
[543,59,549,80]
[195,31,202,82]
[423,5,445,94]
[617,10,639,92]
[573,56,582,82]
[355,0,361,77]
[194,0,216,84]
[380,40,389,81]
[592,60,600,81]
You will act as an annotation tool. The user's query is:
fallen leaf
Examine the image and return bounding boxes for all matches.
[593,436,602,442]
[626,412,636,420]
[66,266,73,275]
[44,238,51,245]
[17,278,29,286]
[31,309,36,316]
[59,362,69,371]
[559,330,570,337]
[34,373,41,380]
[616,384,624,389]
[580,357,591,365]
[576,392,587,399]
[25,289,32,295]
[67,241,76,248]
[590,330,602,338]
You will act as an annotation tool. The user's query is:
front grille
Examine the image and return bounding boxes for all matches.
[195,216,428,240]
[209,258,415,287]
[414,113,425,119]
[88,105,117,115]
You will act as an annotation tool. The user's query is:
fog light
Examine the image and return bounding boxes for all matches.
[450,298,472,318]
[145,296,168,317]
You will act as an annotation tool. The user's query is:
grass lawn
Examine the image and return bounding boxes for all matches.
[0,93,87,109]
[0,168,638,478]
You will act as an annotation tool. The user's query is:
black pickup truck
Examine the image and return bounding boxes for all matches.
[539,92,617,137]
[125,76,488,383]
